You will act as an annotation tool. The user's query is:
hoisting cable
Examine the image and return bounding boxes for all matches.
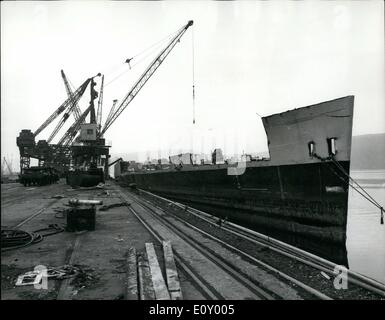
[98,59,132,80]
[100,33,180,81]
[130,38,174,69]
[192,24,196,125]
[130,27,181,62]
[104,68,131,87]
[104,28,181,88]
[317,153,384,225]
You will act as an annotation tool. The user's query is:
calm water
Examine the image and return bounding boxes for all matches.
[347,170,385,284]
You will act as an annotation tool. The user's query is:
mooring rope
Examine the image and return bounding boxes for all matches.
[331,157,380,205]
[316,153,384,225]
[330,157,384,225]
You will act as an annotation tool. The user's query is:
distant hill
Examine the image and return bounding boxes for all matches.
[351,133,385,170]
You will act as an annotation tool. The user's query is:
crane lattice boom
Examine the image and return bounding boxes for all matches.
[97,75,104,133]
[104,99,118,130]
[47,71,90,143]
[33,78,91,137]
[58,104,93,146]
[61,70,82,121]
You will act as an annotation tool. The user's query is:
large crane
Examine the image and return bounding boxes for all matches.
[66,20,193,187]
[17,20,193,182]
[16,76,92,174]
[100,20,193,136]
[54,74,101,146]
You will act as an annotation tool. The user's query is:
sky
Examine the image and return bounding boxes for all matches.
[1,0,384,170]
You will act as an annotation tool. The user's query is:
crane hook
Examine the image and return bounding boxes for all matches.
[125,58,133,69]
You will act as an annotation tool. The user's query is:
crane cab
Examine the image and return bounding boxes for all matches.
[79,123,98,141]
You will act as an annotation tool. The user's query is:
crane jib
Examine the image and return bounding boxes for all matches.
[33,78,91,137]
[186,20,193,29]
[61,70,83,122]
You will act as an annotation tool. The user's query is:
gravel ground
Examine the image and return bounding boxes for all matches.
[137,190,384,300]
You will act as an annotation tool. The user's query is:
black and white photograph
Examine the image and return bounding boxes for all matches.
[1,0,384,307]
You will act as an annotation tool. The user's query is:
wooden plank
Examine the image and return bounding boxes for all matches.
[126,247,138,300]
[138,252,155,300]
[145,242,170,300]
[163,240,183,300]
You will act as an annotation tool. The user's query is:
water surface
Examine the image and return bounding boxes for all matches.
[347,170,385,284]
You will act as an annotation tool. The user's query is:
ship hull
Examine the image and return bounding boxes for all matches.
[119,96,354,264]
[121,161,350,242]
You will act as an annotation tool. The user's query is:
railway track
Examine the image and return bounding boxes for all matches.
[1,183,63,228]
[114,185,333,300]
[137,188,385,298]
